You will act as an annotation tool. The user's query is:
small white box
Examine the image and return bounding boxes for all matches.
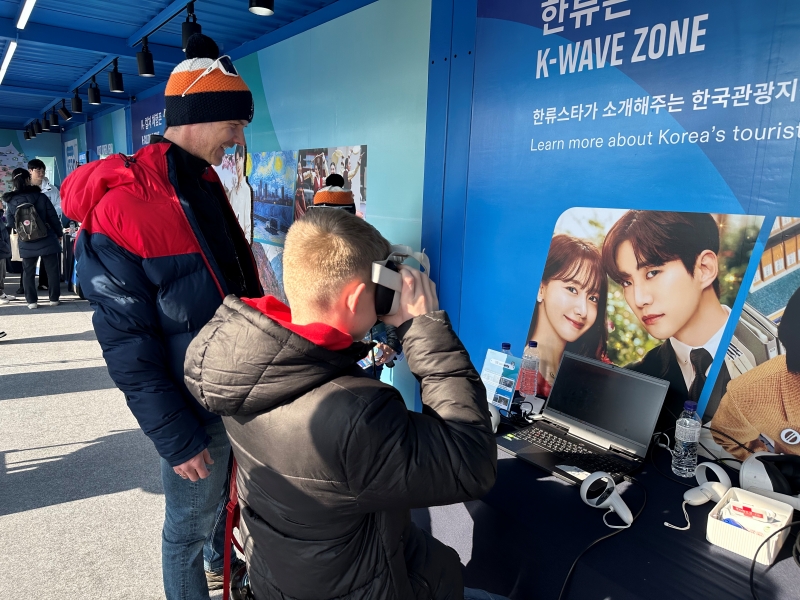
[707,488,793,566]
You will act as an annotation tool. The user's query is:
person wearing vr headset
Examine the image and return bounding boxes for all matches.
[710,286,800,460]
[62,34,260,600]
[184,208,502,600]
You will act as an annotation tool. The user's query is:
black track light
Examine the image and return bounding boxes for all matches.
[137,36,155,77]
[34,119,42,134]
[58,99,73,121]
[249,0,275,15]
[42,113,50,131]
[24,129,30,140]
[30,124,36,138]
[71,89,83,114]
[50,106,59,127]
[182,2,201,52]
[88,76,101,105]
[108,58,124,93]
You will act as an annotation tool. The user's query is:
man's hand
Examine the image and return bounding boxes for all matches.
[381,265,439,328]
[373,342,396,366]
[173,448,214,482]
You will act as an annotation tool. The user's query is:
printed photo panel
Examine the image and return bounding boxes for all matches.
[703,216,800,464]
[525,207,763,432]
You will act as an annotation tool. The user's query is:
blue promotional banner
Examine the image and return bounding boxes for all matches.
[460,1,800,463]
[131,93,167,153]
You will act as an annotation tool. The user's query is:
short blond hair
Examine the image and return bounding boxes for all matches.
[283,209,392,310]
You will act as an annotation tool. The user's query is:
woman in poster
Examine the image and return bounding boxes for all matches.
[227,145,252,243]
[527,234,609,397]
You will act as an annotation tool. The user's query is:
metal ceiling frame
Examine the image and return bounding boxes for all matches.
[1,0,379,132]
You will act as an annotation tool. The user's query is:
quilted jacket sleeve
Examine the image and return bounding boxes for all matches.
[77,233,210,466]
[345,311,497,511]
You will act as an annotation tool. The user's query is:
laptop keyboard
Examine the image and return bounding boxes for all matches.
[513,425,632,478]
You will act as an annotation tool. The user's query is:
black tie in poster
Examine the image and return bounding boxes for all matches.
[689,348,714,402]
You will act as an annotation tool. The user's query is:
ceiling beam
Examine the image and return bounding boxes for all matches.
[0,17,184,64]
[0,106,43,119]
[127,0,191,47]
[0,84,128,105]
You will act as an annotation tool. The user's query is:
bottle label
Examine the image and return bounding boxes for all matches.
[675,421,701,443]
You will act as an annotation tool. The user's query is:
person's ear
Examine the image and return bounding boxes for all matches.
[537,283,546,303]
[695,250,719,290]
[345,281,367,315]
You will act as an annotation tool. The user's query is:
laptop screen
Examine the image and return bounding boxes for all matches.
[544,353,668,450]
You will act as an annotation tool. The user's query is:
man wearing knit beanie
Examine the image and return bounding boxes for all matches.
[61,33,261,600]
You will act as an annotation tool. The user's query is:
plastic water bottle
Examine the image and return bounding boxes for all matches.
[519,341,540,398]
[671,401,701,477]
[501,342,512,355]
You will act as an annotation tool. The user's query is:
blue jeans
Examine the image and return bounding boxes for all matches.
[161,420,231,600]
[464,588,511,600]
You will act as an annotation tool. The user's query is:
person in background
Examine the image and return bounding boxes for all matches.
[0,204,14,304]
[28,158,64,292]
[61,33,260,600]
[526,234,609,398]
[710,287,800,460]
[3,168,62,309]
[184,208,500,600]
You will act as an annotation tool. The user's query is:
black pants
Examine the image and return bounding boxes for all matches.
[22,254,60,304]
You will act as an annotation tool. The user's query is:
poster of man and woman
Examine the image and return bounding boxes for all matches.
[213,144,367,304]
[526,208,799,465]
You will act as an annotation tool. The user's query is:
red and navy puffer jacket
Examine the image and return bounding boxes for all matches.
[62,143,261,466]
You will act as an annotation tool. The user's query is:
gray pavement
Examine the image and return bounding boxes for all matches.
[0,274,223,599]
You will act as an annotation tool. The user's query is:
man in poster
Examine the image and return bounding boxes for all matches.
[602,211,735,432]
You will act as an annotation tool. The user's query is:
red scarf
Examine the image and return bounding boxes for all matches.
[242,296,353,351]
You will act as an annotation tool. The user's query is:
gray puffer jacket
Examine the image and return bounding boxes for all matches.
[184,296,497,600]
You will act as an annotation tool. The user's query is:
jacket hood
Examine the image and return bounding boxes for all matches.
[185,296,371,417]
[61,144,172,223]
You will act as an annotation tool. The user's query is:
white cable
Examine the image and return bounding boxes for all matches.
[664,500,691,530]
[603,509,631,530]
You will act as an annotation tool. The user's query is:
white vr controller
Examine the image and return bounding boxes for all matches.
[372,245,431,317]
[580,472,634,529]
[665,462,731,531]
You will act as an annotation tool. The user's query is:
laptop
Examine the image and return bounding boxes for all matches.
[497,352,669,484]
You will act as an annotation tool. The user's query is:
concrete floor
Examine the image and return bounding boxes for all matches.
[0,273,223,599]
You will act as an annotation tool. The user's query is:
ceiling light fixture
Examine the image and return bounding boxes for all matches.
[0,40,18,86]
[30,123,36,138]
[88,76,101,105]
[58,99,73,121]
[34,118,42,134]
[108,58,124,93]
[16,0,37,30]
[24,129,30,140]
[137,36,155,77]
[182,2,201,52]
[50,106,59,127]
[42,113,49,131]
[71,89,83,114]
[249,0,274,16]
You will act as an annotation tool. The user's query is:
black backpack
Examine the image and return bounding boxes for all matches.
[14,202,47,242]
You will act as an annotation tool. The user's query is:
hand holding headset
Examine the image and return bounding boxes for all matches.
[373,245,437,324]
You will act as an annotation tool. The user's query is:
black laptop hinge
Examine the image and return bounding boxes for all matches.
[609,445,638,460]
[544,420,569,433]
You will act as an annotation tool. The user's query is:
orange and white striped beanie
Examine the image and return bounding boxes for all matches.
[164,34,253,127]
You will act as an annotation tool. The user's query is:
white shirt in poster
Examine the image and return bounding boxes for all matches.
[670,305,732,391]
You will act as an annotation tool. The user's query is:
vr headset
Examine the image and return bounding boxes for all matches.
[372,245,430,316]
[740,452,800,512]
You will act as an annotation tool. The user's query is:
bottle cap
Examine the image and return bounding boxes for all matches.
[501,342,511,350]
[684,401,698,412]
[529,340,538,348]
